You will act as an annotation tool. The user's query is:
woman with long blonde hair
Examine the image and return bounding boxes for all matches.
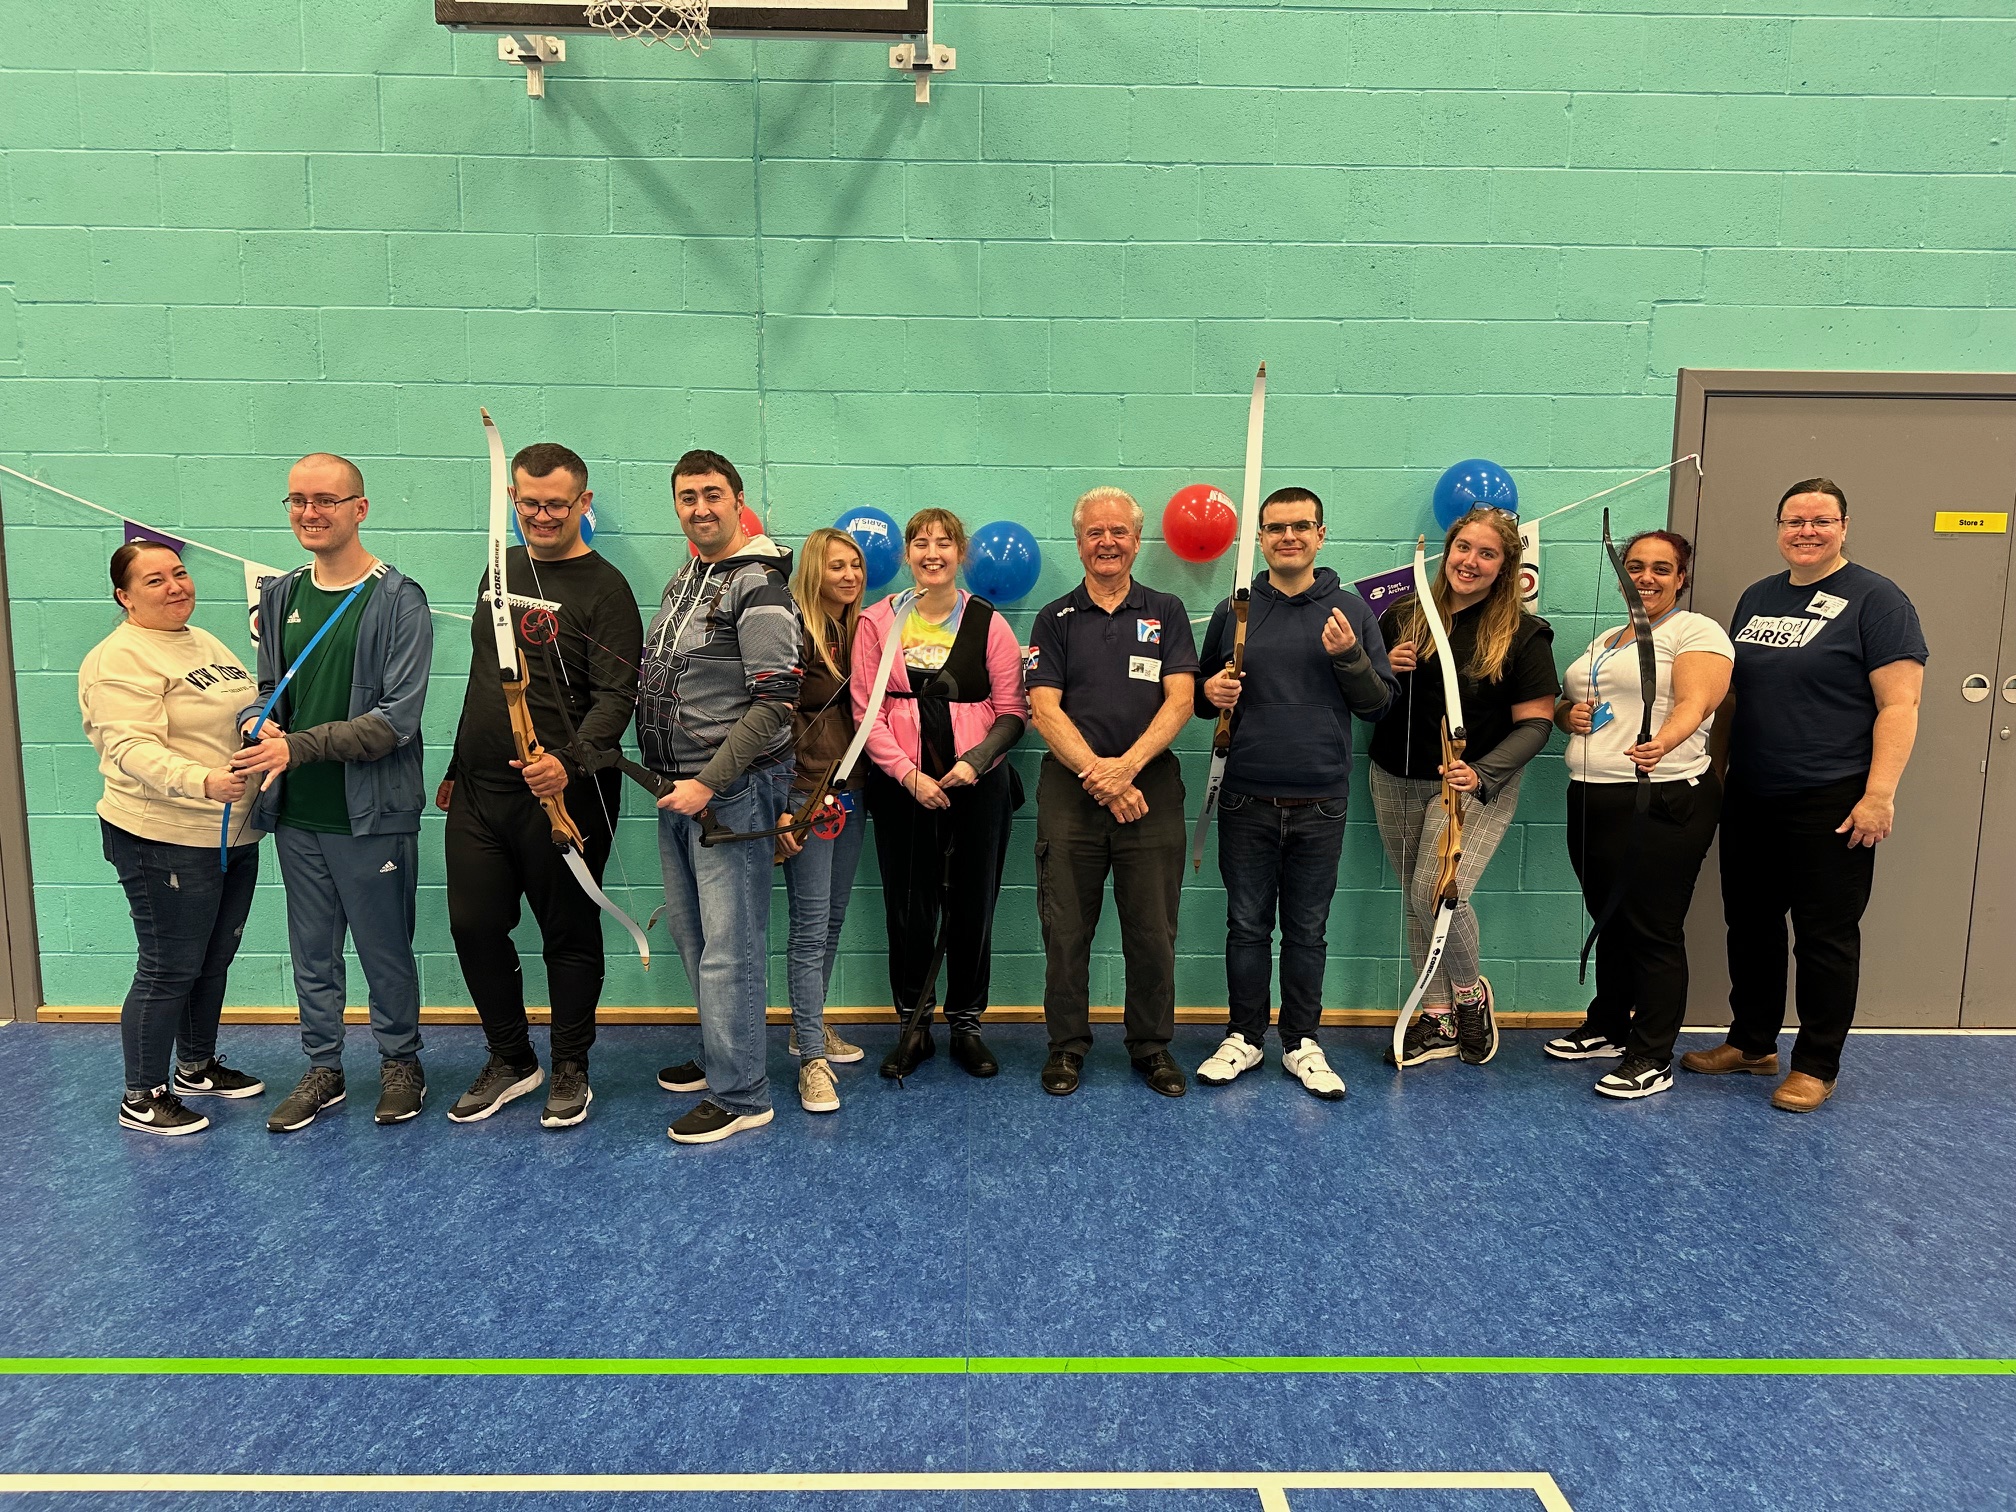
[778,526,872,1114]
[1369,507,1560,1070]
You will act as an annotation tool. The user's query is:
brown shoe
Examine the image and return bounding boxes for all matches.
[1771,1071,1836,1113]
[1679,1041,1779,1076]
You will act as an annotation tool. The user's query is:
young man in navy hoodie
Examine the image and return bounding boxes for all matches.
[1192,486,1396,1102]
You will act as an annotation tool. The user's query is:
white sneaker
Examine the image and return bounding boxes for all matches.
[1283,1039,1347,1102]
[1196,1033,1264,1086]
[789,1026,865,1064]
[799,1057,840,1114]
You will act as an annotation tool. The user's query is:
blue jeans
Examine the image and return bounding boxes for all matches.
[102,820,261,1092]
[657,764,793,1116]
[782,789,867,1057]
[1217,791,1349,1048]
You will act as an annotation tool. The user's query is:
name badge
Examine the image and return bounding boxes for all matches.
[1127,655,1160,682]
[1806,591,1847,620]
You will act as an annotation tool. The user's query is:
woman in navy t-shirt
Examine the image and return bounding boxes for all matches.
[1681,478,1927,1112]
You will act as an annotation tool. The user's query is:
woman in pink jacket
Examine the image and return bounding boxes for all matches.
[853,507,1029,1082]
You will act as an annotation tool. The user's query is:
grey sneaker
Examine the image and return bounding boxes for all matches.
[447,1056,545,1124]
[790,1025,865,1064]
[374,1058,425,1124]
[267,1066,346,1133]
[1388,1010,1459,1068]
[798,1057,840,1114]
[541,1061,593,1129]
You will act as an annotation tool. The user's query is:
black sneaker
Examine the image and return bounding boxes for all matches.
[447,1056,544,1123]
[668,1098,774,1145]
[267,1066,346,1132]
[1455,976,1498,1065]
[119,1086,209,1137]
[1388,1010,1458,1068]
[1543,1020,1626,1061]
[172,1056,265,1099]
[541,1061,593,1129]
[657,1059,707,1092]
[1595,1054,1674,1100]
[375,1058,426,1124]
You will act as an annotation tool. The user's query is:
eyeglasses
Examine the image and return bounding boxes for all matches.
[1260,519,1320,539]
[1778,516,1844,532]
[284,494,362,515]
[514,496,583,520]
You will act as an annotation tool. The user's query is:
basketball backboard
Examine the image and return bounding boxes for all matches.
[435,0,929,41]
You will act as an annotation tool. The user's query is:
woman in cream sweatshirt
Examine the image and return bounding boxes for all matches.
[79,543,266,1136]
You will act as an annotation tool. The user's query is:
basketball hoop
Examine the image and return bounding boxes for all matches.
[585,0,711,53]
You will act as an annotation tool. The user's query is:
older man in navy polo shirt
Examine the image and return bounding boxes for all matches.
[1027,486,1201,1099]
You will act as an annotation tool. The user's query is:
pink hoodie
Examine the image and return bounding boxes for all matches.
[851,591,1029,783]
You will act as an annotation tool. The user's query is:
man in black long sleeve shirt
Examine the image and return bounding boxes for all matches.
[437,442,643,1129]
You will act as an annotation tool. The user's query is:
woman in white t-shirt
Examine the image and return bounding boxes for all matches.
[1547,529,1733,1100]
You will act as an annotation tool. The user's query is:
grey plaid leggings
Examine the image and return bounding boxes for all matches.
[1369,764,1525,1006]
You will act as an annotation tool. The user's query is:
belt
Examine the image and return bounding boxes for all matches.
[1241,793,1329,808]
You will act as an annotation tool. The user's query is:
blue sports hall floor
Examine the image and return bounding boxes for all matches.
[1,1021,2011,1512]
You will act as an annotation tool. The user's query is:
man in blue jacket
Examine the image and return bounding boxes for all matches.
[1192,486,1395,1102]
[232,453,433,1132]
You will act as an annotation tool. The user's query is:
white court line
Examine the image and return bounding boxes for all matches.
[0,1470,1577,1508]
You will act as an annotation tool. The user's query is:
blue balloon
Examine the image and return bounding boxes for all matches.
[963,520,1042,603]
[1432,459,1518,530]
[836,506,903,589]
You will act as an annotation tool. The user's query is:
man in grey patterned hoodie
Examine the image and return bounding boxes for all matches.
[639,449,803,1145]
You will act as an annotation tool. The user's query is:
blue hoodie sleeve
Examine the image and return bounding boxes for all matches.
[1192,600,1231,719]
[1331,594,1398,721]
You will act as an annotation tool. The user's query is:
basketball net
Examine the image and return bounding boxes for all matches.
[585,0,711,53]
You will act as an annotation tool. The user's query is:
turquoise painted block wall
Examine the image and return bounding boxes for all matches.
[2,0,2011,1012]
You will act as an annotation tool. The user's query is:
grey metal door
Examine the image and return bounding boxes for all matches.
[1671,378,2016,1029]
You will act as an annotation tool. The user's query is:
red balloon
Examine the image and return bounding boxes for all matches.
[1163,484,1238,562]
[687,503,765,557]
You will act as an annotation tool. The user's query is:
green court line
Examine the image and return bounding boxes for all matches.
[0,1355,2011,1378]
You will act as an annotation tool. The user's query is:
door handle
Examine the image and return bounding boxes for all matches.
[1963,674,1990,702]
[2004,674,2016,705]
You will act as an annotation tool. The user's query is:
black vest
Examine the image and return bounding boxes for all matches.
[887,596,997,780]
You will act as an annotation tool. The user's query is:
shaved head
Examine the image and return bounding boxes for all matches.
[295,452,364,496]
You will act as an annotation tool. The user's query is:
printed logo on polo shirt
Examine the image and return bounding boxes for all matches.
[1127,655,1160,682]
[1733,614,1826,649]
[1136,619,1161,644]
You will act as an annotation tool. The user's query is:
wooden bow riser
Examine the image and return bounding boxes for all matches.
[1211,594,1251,757]
[501,655,587,853]
[1434,720,1465,904]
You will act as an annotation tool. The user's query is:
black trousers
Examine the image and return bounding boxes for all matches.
[445,772,618,1069]
[1719,772,1875,1082]
[1036,753,1184,1059]
[865,761,1016,1033]
[1566,772,1721,1065]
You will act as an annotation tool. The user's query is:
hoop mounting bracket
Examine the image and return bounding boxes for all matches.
[498,34,566,98]
[889,0,952,105]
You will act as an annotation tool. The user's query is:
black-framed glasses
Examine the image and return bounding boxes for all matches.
[514,495,585,520]
[284,494,362,514]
